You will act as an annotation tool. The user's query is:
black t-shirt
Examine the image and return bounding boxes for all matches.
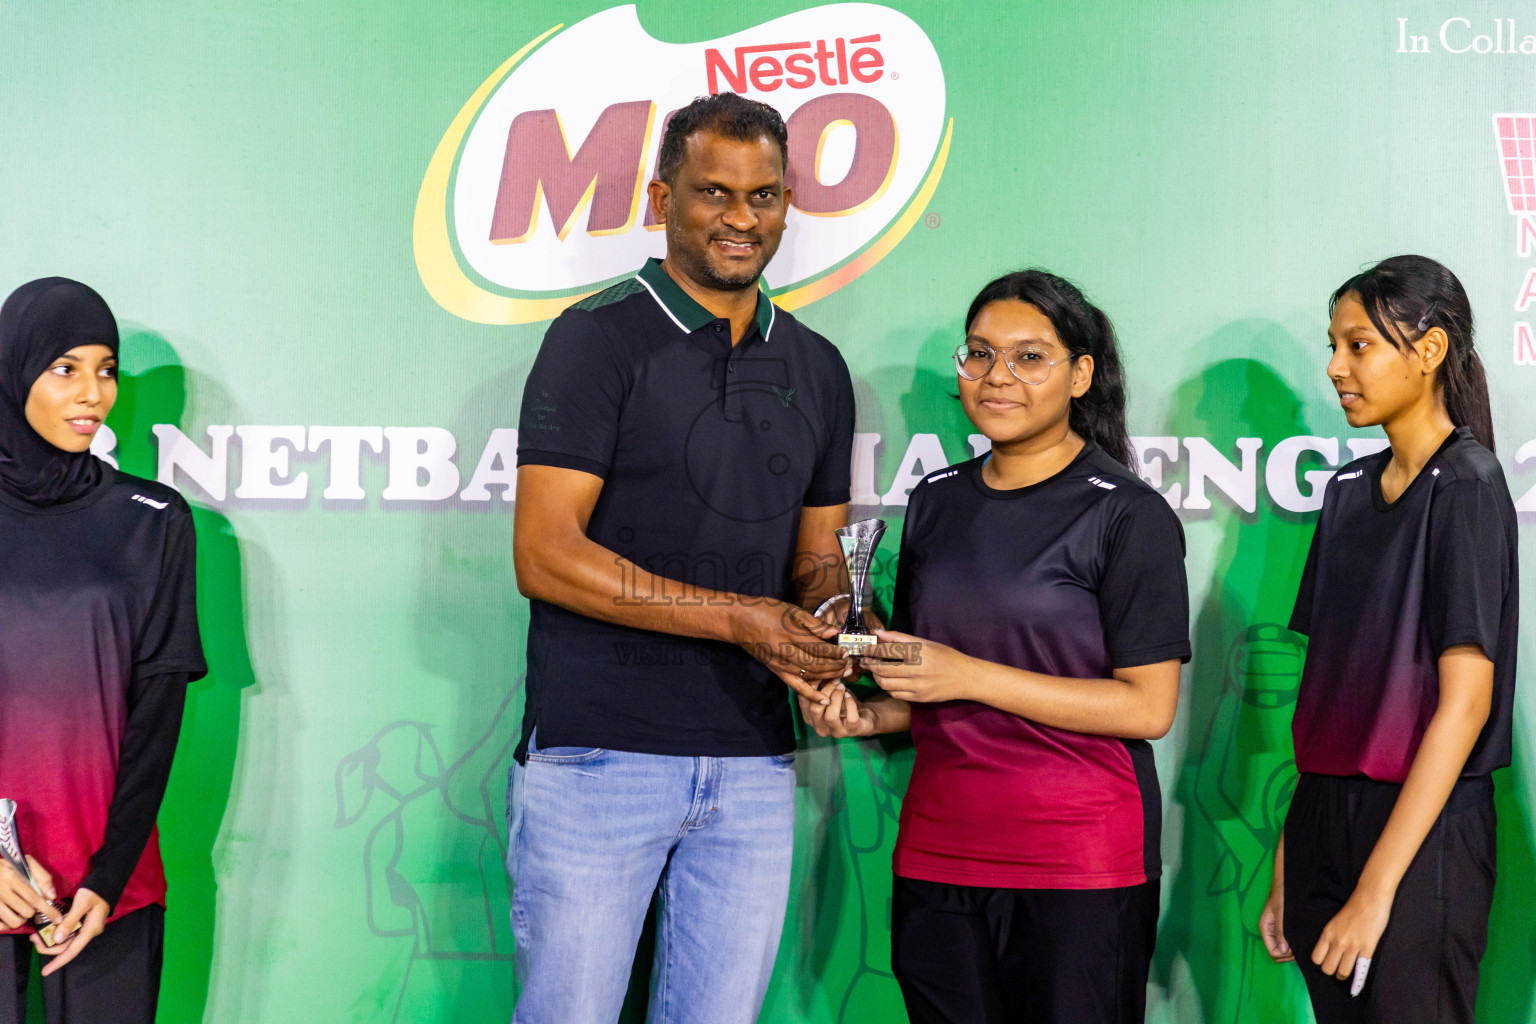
[889,444,1191,887]
[0,468,206,926]
[515,260,855,758]
[1290,427,1518,782]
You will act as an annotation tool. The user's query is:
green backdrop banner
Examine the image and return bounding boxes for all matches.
[5,1,1536,1021]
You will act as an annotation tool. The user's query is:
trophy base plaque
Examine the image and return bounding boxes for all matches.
[34,897,71,945]
[838,632,878,656]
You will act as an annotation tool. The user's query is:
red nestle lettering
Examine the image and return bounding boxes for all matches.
[704,35,884,93]
[705,41,809,94]
[784,52,816,88]
[749,54,784,92]
[813,40,837,85]
[850,47,884,83]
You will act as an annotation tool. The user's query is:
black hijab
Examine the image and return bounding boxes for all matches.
[0,278,120,509]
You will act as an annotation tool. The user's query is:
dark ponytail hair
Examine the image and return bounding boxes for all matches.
[1331,255,1495,452]
[964,269,1133,467]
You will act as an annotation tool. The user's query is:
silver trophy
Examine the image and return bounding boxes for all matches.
[835,518,887,656]
[0,798,68,943]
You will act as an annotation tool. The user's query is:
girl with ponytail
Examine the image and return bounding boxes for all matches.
[1260,256,1516,1024]
[799,270,1190,1023]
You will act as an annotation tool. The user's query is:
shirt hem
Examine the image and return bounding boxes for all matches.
[893,856,1153,890]
[133,661,208,681]
[516,449,610,479]
[521,725,795,760]
[1436,629,1494,658]
[1110,640,1192,668]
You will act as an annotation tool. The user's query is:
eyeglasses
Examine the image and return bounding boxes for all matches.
[953,342,1073,385]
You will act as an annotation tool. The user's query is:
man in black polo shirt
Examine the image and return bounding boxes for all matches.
[509,93,856,1024]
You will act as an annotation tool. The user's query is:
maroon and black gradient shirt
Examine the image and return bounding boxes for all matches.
[1290,427,1518,782]
[0,469,205,930]
[890,444,1190,889]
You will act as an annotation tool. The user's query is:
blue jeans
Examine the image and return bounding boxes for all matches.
[507,733,796,1024]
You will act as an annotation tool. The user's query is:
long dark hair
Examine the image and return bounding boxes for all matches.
[964,269,1133,467]
[1330,255,1494,452]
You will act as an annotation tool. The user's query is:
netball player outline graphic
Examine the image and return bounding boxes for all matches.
[0,278,206,1024]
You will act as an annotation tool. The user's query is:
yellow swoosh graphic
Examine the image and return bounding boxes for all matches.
[412,24,585,325]
[774,117,953,311]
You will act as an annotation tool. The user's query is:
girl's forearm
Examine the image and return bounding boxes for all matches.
[1357,646,1492,899]
[964,657,1179,740]
[866,691,911,734]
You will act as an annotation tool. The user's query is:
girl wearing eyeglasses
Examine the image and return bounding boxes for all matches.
[800,269,1189,1024]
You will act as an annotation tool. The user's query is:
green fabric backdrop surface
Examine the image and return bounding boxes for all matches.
[5,1,1536,1021]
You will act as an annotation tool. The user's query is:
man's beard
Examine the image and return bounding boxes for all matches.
[668,226,770,291]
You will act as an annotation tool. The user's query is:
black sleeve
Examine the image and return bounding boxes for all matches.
[135,505,208,680]
[804,351,855,507]
[1425,479,1510,658]
[887,484,924,635]
[1097,492,1192,668]
[516,310,627,479]
[80,671,189,908]
[1288,524,1322,638]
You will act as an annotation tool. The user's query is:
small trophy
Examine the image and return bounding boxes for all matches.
[0,799,70,944]
[835,518,887,656]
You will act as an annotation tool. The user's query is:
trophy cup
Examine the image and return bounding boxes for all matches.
[835,518,887,656]
[0,798,70,944]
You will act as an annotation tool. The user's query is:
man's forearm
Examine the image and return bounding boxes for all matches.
[517,530,762,643]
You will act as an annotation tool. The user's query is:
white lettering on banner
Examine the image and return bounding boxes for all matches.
[1264,436,1339,513]
[121,427,1534,516]
[1516,440,1536,512]
[1397,18,1430,53]
[89,424,119,469]
[308,426,385,500]
[460,428,519,502]
[235,426,309,500]
[1182,438,1264,514]
[849,433,882,505]
[880,433,948,506]
[1401,18,1536,55]
[154,424,233,502]
[1133,437,1181,508]
[1346,438,1393,461]
[381,427,460,501]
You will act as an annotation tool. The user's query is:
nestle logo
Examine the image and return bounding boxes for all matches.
[705,34,885,93]
[419,5,950,324]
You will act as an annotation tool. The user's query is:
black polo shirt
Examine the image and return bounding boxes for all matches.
[516,258,855,759]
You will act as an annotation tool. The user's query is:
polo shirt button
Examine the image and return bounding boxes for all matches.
[728,365,736,373]
[714,323,724,333]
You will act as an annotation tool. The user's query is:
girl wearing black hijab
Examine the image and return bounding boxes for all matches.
[0,278,206,1024]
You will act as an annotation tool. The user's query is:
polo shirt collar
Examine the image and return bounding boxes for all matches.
[636,258,775,342]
